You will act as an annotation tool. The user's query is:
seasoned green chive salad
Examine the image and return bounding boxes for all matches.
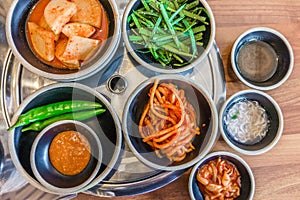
[127,0,210,68]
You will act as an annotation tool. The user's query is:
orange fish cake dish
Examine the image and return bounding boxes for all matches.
[26,0,109,70]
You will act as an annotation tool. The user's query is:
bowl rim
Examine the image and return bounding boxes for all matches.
[219,89,284,155]
[8,82,123,194]
[230,26,294,91]
[5,0,121,82]
[30,120,102,194]
[188,151,255,200]
[122,0,216,74]
[122,74,219,171]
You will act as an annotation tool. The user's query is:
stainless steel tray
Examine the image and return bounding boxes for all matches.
[0,0,226,198]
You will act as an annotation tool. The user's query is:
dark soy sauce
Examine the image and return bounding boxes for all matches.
[237,40,278,82]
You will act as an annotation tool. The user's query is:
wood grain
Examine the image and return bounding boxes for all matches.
[75,0,300,199]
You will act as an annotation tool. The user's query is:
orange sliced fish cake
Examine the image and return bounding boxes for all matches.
[70,0,102,28]
[62,23,96,38]
[55,36,100,69]
[44,0,77,35]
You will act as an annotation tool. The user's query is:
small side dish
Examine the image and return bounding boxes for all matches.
[224,99,270,145]
[189,152,255,200]
[139,79,201,162]
[26,0,109,70]
[196,157,241,200]
[49,130,91,176]
[219,90,283,155]
[125,0,212,69]
[231,27,294,90]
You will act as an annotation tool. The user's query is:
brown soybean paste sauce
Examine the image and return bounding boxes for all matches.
[49,130,91,176]
[26,0,109,69]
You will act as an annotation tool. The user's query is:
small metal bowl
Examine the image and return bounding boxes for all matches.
[122,0,216,74]
[189,151,255,200]
[8,83,123,194]
[231,27,294,90]
[219,90,283,155]
[30,120,102,194]
[6,0,120,81]
[122,74,218,171]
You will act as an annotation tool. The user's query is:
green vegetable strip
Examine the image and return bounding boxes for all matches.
[174,1,197,59]
[171,16,185,26]
[152,16,162,35]
[8,100,102,131]
[133,10,154,27]
[141,0,151,11]
[193,25,206,34]
[161,44,193,57]
[21,108,106,132]
[139,28,153,37]
[169,4,186,22]
[186,0,199,10]
[148,1,159,12]
[139,11,159,18]
[131,12,156,56]
[129,35,144,42]
[159,3,181,48]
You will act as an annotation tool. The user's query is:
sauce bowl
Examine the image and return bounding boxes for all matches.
[30,120,102,194]
[219,90,283,155]
[231,27,294,90]
[8,83,123,194]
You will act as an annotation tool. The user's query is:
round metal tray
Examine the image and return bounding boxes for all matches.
[0,0,226,198]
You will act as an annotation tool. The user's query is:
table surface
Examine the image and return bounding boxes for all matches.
[75,0,300,199]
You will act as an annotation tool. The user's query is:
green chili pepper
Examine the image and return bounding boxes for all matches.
[8,100,103,131]
[21,108,106,132]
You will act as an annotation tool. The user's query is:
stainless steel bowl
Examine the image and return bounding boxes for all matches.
[231,27,294,90]
[219,90,283,155]
[6,0,121,81]
[30,120,102,194]
[8,83,123,194]
[122,74,218,171]
[122,0,216,74]
[189,151,255,200]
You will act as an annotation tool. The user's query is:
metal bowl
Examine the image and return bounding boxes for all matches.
[122,74,218,171]
[219,90,283,155]
[122,0,216,74]
[8,83,123,194]
[231,27,294,90]
[6,0,121,81]
[30,120,102,194]
[189,151,255,200]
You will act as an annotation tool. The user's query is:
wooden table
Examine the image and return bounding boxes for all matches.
[75,0,300,199]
